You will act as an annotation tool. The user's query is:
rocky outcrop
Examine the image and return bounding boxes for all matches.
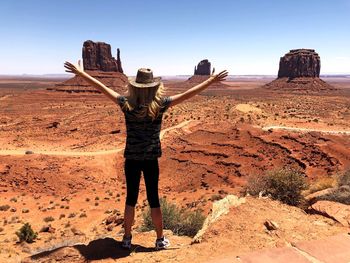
[309,200,350,227]
[194,59,212,75]
[53,70,128,93]
[192,195,246,243]
[263,49,336,93]
[82,40,123,73]
[278,49,320,79]
[52,40,127,93]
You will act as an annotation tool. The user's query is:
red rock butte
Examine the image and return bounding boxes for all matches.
[194,59,212,76]
[51,40,127,93]
[264,49,336,93]
[82,40,123,73]
[167,59,228,91]
[278,49,320,78]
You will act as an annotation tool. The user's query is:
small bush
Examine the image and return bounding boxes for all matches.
[319,185,350,205]
[308,177,335,194]
[337,169,350,187]
[68,213,76,218]
[266,168,308,206]
[177,210,206,237]
[16,223,37,243]
[245,174,269,196]
[43,216,55,222]
[0,205,10,211]
[315,170,350,205]
[10,197,17,203]
[79,212,87,218]
[210,194,223,201]
[141,198,205,237]
[245,167,308,206]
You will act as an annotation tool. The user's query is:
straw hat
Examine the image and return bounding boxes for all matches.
[128,68,161,88]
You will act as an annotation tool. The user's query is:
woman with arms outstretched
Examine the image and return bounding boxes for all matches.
[64,61,228,249]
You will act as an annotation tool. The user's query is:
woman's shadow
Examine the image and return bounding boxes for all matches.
[30,237,156,261]
[75,237,156,260]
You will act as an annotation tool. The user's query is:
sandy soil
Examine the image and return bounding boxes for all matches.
[0,77,350,262]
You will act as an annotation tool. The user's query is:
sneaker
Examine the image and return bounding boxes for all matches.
[121,235,132,249]
[155,236,170,250]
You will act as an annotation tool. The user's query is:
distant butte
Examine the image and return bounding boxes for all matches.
[278,49,320,78]
[264,49,336,93]
[166,59,228,91]
[51,40,127,93]
[194,59,213,75]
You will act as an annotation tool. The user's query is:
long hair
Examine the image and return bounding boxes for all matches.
[122,83,165,120]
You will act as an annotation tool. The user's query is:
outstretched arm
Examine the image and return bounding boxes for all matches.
[64,61,121,102]
[168,70,228,107]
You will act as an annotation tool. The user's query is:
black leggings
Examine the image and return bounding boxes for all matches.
[124,159,160,208]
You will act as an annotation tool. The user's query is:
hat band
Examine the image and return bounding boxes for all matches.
[136,78,154,84]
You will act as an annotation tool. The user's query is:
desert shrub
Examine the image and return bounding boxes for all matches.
[10,197,17,203]
[79,212,87,218]
[315,170,350,205]
[68,213,76,218]
[318,185,350,205]
[142,198,180,232]
[307,177,335,194]
[0,205,10,211]
[210,194,223,201]
[337,169,350,187]
[246,168,308,206]
[16,223,37,243]
[177,210,206,237]
[244,174,269,196]
[141,198,205,237]
[265,168,307,206]
[43,216,55,222]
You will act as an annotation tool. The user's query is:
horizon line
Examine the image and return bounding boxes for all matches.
[1,73,350,78]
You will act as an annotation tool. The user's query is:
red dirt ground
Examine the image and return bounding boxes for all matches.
[0,77,350,262]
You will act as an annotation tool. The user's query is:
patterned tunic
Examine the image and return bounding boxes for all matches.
[117,96,172,160]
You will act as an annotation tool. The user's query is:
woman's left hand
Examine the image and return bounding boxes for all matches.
[209,70,229,82]
[64,60,84,75]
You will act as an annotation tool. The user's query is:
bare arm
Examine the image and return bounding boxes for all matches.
[64,61,121,103]
[168,70,228,107]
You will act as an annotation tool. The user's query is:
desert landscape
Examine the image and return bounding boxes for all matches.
[0,40,350,263]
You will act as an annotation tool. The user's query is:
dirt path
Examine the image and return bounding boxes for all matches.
[262,125,350,135]
[0,120,194,157]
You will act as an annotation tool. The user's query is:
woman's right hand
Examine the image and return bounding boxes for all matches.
[209,70,229,82]
[64,60,84,75]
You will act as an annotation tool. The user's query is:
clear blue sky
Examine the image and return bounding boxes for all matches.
[1,0,349,75]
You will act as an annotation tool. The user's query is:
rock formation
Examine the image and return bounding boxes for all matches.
[264,49,336,93]
[166,58,227,92]
[52,40,127,93]
[194,59,212,75]
[278,49,320,79]
[82,40,123,73]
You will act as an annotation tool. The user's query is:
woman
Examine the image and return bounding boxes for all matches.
[64,61,228,249]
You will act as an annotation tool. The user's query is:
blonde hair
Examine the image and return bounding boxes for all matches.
[122,83,165,120]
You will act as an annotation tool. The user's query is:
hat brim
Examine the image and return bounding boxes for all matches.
[128,77,161,88]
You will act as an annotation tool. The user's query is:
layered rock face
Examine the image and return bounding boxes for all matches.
[264,49,336,93]
[194,59,211,75]
[278,49,320,79]
[52,40,127,93]
[82,40,123,73]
